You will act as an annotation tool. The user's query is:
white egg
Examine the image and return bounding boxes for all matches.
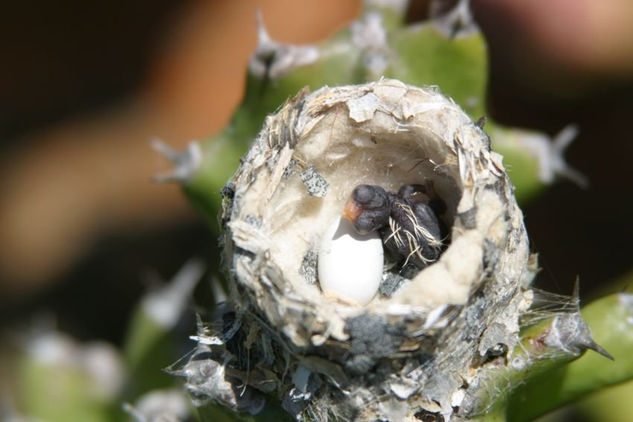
[318,216,384,305]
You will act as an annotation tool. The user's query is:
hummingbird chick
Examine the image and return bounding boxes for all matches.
[342,183,447,273]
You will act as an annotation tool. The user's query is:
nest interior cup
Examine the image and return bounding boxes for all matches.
[219,79,532,418]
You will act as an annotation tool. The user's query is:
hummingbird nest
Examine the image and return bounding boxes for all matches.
[185,79,534,420]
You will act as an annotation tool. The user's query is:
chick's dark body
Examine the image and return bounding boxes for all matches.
[382,192,445,271]
[346,184,447,273]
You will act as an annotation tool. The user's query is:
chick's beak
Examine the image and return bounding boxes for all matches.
[342,199,363,222]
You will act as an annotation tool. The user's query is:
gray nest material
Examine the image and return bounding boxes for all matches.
[201,80,534,420]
